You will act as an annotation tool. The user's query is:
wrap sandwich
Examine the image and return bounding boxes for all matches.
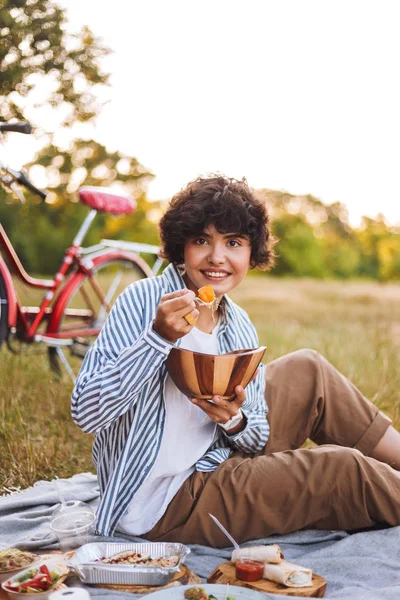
[231,544,282,564]
[263,560,312,587]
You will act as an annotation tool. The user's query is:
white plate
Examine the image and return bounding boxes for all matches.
[145,583,272,599]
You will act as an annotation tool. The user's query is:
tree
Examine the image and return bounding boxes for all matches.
[377,237,400,281]
[272,214,326,278]
[321,237,360,279]
[0,1,159,274]
[356,215,391,280]
[0,0,110,125]
[319,202,360,278]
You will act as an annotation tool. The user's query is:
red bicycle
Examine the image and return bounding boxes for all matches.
[0,122,163,380]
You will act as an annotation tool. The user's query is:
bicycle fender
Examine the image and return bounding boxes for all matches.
[0,256,17,327]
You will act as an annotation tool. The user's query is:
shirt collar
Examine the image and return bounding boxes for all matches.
[161,263,186,291]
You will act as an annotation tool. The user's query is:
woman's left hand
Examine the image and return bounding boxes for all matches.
[190,385,246,433]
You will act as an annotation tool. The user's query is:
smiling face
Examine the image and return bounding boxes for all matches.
[182,225,252,299]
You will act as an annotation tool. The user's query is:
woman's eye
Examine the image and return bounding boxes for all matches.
[228,239,241,247]
[195,238,207,245]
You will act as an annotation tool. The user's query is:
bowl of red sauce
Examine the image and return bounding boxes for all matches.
[235,558,265,582]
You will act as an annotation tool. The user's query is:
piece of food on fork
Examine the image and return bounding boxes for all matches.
[184,285,217,325]
[197,285,216,304]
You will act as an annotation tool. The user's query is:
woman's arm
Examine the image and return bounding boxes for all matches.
[191,365,269,453]
[72,283,198,435]
[221,364,269,452]
[71,281,174,434]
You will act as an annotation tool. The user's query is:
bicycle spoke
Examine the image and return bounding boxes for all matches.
[88,273,111,313]
[78,282,97,315]
[97,269,124,323]
[55,347,76,383]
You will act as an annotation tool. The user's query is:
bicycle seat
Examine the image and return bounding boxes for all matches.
[78,186,135,214]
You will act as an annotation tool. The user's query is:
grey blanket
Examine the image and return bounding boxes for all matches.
[1,473,399,600]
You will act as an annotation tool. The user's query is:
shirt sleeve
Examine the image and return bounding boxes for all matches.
[221,363,269,452]
[71,280,173,434]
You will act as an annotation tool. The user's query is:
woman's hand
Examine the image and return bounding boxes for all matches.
[153,289,199,343]
[190,385,246,434]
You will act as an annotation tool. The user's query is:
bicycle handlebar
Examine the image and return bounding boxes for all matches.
[17,170,48,200]
[0,122,32,134]
[0,122,49,200]
[1,165,49,201]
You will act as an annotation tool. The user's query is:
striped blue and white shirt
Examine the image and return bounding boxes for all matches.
[71,263,269,535]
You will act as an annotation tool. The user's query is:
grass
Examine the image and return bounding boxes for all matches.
[1,276,400,491]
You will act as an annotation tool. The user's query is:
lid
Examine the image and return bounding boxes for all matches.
[50,501,95,533]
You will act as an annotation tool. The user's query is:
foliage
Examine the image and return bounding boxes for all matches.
[263,189,400,281]
[378,237,400,282]
[271,214,325,278]
[0,0,110,124]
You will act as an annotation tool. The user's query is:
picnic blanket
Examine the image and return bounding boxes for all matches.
[1,472,400,600]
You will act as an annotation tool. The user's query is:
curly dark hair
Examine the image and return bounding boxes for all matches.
[159,175,275,270]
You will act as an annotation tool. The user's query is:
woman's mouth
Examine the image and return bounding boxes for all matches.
[201,270,230,281]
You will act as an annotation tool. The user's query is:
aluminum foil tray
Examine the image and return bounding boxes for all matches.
[67,541,190,586]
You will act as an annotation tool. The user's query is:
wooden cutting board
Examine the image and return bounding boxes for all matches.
[91,563,202,594]
[207,561,327,597]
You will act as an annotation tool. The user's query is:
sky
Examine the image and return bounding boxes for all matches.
[16,1,400,226]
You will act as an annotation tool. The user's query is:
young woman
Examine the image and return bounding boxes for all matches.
[72,175,400,546]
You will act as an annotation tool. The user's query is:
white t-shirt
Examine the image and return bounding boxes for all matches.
[117,321,220,535]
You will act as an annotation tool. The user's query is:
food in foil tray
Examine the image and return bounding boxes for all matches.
[100,550,179,568]
[68,542,189,586]
[101,550,150,564]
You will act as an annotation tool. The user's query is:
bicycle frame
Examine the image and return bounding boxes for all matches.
[0,253,17,328]
[1,207,162,347]
[1,209,100,341]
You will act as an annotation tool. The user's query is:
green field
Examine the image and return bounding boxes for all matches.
[1,276,399,492]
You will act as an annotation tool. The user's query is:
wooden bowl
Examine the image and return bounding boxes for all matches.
[165,346,266,401]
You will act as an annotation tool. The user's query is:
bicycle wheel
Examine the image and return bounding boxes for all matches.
[47,252,152,375]
[0,271,9,347]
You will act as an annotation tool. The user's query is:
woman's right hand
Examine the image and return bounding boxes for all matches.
[152,289,199,342]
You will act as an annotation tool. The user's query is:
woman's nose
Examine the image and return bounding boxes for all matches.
[207,245,226,265]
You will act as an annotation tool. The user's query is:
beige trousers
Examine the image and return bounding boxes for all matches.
[146,349,399,547]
